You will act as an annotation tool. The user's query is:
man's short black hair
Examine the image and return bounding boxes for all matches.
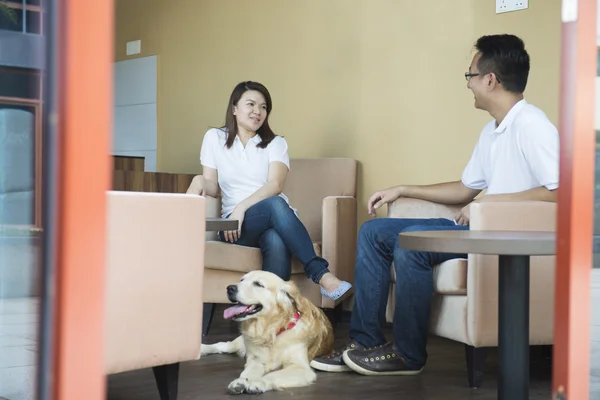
[475,34,530,93]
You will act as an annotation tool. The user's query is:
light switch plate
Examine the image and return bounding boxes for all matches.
[126,40,141,56]
[496,0,529,14]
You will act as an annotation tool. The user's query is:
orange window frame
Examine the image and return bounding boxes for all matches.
[51,0,114,399]
[44,0,598,399]
[553,0,596,399]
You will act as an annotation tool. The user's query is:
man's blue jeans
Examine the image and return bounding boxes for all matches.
[349,217,469,369]
[218,196,330,284]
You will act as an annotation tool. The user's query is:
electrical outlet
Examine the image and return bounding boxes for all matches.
[496,0,529,14]
[126,40,141,56]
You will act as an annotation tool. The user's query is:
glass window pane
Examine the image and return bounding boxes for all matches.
[25,11,41,34]
[0,104,36,226]
[0,1,44,399]
[0,69,41,99]
[0,103,39,399]
[0,6,23,32]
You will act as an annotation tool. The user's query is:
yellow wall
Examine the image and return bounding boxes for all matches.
[115,0,561,224]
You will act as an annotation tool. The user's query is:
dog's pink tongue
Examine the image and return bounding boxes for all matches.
[223,305,249,320]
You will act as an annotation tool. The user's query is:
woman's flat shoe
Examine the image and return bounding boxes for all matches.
[320,281,353,301]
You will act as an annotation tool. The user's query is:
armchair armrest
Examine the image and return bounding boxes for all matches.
[387,197,464,220]
[205,195,221,218]
[469,201,557,231]
[321,196,357,308]
[466,201,557,346]
[104,192,206,374]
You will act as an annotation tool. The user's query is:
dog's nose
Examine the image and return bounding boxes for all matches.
[227,285,238,295]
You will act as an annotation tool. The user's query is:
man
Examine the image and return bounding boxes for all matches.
[310,34,559,375]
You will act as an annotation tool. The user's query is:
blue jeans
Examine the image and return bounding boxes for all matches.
[349,217,469,369]
[218,196,330,284]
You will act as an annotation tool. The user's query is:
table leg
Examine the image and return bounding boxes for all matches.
[498,254,530,400]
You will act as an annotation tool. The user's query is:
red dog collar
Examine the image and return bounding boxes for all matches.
[277,311,301,336]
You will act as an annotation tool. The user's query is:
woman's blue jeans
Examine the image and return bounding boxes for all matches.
[218,196,330,283]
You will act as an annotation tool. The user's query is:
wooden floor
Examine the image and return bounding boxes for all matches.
[105,304,586,400]
[106,271,600,399]
[0,295,595,400]
[0,281,598,399]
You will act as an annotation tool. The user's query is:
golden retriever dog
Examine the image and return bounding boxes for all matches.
[200,270,334,395]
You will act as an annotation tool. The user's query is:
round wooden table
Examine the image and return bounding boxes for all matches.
[398,230,555,400]
[206,218,238,232]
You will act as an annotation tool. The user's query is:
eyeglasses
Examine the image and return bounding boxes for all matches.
[464,72,501,83]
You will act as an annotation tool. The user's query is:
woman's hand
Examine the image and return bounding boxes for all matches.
[186,175,205,195]
[223,204,247,242]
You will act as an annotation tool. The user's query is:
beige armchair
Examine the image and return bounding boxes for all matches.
[384,198,556,387]
[202,158,358,334]
[104,191,207,400]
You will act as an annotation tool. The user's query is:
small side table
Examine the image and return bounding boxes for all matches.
[206,218,237,232]
[398,230,555,400]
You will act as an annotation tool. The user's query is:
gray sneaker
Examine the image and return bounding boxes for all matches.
[310,341,364,372]
[342,342,424,376]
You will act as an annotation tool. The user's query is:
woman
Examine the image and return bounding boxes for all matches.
[187,81,351,301]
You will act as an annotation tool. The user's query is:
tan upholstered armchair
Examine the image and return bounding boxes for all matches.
[202,158,358,334]
[384,198,556,387]
[104,192,207,400]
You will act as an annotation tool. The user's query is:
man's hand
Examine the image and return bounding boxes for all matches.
[224,204,246,243]
[186,175,206,195]
[367,187,402,217]
[454,203,471,226]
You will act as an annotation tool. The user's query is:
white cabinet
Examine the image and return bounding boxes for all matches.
[112,55,157,172]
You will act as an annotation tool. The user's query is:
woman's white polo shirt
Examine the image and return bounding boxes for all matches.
[200,128,292,217]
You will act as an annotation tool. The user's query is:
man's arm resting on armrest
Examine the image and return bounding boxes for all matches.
[369,180,481,216]
[478,186,558,203]
[398,180,482,205]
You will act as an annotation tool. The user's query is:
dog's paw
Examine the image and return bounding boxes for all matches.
[244,379,269,395]
[227,378,249,395]
[200,344,215,356]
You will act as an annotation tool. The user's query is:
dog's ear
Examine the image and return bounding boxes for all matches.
[277,281,301,312]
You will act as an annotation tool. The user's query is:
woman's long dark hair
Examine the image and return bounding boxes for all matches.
[221,81,277,149]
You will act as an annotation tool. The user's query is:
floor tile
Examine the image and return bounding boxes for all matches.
[0,298,39,316]
[0,313,38,325]
[0,334,36,348]
[0,347,35,368]
[0,366,36,400]
[0,323,39,341]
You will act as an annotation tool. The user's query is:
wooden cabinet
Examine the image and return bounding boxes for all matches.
[112,155,196,194]
[113,155,144,172]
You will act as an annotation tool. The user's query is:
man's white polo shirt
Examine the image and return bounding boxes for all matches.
[461,99,559,195]
[200,128,292,217]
